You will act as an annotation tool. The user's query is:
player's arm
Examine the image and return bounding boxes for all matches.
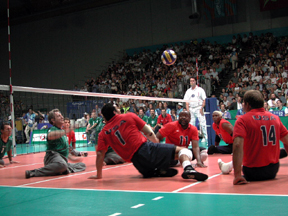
[47,129,66,140]
[7,149,19,164]
[215,135,221,146]
[86,123,91,132]
[232,136,248,185]
[222,122,233,136]
[88,149,106,179]
[156,131,164,142]
[141,124,159,143]
[191,140,207,168]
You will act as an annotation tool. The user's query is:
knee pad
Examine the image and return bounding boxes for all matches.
[200,149,208,162]
[178,148,193,161]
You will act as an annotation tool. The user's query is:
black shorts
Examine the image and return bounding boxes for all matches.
[131,141,176,178]
[243,162,279,181]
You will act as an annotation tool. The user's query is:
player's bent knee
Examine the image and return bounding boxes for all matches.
[178,148,193,161]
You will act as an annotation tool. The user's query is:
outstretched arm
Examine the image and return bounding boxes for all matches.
[88,150,106,179]
[142,124,159,143]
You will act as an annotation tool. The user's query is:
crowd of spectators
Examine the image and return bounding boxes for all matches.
[217,32,288,119]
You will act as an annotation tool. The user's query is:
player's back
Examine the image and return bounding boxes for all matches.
[234,108,288,167]
[99,113,147,162]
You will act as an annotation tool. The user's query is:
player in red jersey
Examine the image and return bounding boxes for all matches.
[156,111,207,167]
[88,103,208,181]
[208,111,234,155]
[63,118,88,158]
[218,90,288,185]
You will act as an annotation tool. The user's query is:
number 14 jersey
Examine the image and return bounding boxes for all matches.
[233,108,288,168]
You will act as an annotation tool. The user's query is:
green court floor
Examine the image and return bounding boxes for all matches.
[1,186,287,216]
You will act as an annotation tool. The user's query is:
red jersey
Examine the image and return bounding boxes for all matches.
[157,114,172,126]
[97,113,147,162]
[159,121,199,147]
[66,130,76,145]
[212,119,233,144]
[233,108,288,168]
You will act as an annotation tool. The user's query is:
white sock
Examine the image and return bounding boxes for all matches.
[182,160,192,170]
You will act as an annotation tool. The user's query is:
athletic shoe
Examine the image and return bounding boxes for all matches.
[201,138,206,143]
[156,168,178,177]
[208,145,216,155]
[25,170,31,179]
[218,159,233,174]
[88,141,92,145]
[181,169,208,181]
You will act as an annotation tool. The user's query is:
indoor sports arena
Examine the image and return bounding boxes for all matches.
[1,1,288,215]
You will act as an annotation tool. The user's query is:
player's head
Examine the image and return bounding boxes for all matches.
[243,90,264,112]
[64,117,70,129]
[0,121,12,137]
[48,109,63,126]
[91,111,96,119]
[178,111,191,128]
[189,77,197,87]
[212,111,222,124]
[276,100,283,108]
[101,103,117,122]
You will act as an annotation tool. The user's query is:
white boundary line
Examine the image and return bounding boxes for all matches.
[2,185,288,197]
[17,163,133,187]
[172,173,222,193]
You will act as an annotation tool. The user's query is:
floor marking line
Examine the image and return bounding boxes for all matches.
[172,173,222,193]
[1,185,288,197]
[152,196,163,200]
[131,204,144,208]
[0,163,43,170]
[16,163,133,187]
[109,213,121,216]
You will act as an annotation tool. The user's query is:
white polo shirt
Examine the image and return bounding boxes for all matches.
[184,86,206,108]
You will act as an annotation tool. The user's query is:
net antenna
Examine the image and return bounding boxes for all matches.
[7,0,16,156]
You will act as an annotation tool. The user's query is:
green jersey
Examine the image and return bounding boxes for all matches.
[89,117,100,130]
[148,115,158,127]
[138,115,148,123]
[46,126,69,158]
[0,134,12,159]
[96,119,106,133]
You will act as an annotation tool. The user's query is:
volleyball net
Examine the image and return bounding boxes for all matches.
[0,85,216,155]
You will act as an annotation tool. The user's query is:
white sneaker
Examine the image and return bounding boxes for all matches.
[88,141,92,145]
[218,159,233,174]
[201,138,206,143]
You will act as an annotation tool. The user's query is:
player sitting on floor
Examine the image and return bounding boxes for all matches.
[25,109,86,178]
[88,103,208,181]
[0,121,19,168]
[208,111,234,155]
[218,90,288,185]
[63,117,88,158]
[156,111,208,167]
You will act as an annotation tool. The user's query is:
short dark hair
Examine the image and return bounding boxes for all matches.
[190,77,197,82]
[64,117,70,122]
[1,121,11,130]
[101,103,116,121]
[48,109,60,125]
[243,90,264,109]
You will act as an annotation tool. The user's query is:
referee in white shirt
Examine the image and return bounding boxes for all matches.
[184,77,208,143]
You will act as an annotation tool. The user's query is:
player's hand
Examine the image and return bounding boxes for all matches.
[233,176,248,185]
[88,175,102,179]
[195,162,207,168]
[10,160,19,164]
[200,108,204,116]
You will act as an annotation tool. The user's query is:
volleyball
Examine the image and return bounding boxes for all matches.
[161,49,177,65]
